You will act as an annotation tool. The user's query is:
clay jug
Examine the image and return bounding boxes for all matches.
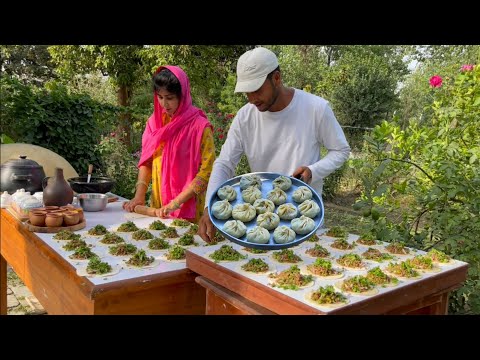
[42,168,74,206]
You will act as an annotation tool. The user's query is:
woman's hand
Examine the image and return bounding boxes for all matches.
[122,196,145,212]
[154,203,177,218]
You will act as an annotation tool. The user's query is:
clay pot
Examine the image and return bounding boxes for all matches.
[42,168,74,207]
[40,206,59,212]
[63,211,79,226]
[29,210,47,227]
[75,208,84,222]
[45,213,63,227]
[1,155,46,194]
[60,205,75,211]
[48,209,65,214]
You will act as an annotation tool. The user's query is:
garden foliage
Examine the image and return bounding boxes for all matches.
[352,65,480,313]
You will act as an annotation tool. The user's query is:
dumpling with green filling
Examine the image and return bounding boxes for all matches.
[273,226,296,244]
[242,186,262,204]
[266,187,287,205]
[292,186,312,203]
[217,185,237,201]
[239,174,262,190]
[246,226,270,244]
[272,175,292,191]
[253,198,275,214]
[276,203,298,220]
[232,203,256,222]
[257,211,280,230]
[223,220,247,238]
[211,199,233,220]
[291,215,316,235]
[298,199,320,218]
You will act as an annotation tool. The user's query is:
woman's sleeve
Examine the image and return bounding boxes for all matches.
[189,126,215,195]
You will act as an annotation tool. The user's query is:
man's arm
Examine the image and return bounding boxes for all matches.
[308,104,350,181]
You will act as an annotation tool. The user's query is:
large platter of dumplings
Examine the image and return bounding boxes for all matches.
[208,172,324,250]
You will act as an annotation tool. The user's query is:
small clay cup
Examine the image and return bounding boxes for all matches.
[60,205,75,211]
[29,210,47,227]
[63,211,80,226]
[45,213,63,227]
[75,208,84,222]
[43,206,59,212]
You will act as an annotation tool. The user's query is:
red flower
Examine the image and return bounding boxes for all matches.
[110,132,116,137]
[461,64,474,72]
[429,75,443,88]
[226,114,234,119]
[218,134,224,139]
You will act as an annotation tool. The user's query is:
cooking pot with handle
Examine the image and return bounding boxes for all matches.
[0,155,46,194]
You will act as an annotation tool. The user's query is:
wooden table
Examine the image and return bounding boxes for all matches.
[1,205,205,315]
[186,243,468,315]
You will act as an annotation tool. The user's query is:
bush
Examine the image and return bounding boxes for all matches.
[353,64,480,314]
[0,77,119,174]
[95,134,140,200]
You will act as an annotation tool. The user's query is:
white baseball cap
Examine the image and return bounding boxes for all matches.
[234,47,279,93]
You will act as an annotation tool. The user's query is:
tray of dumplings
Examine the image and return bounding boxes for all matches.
[208,172,324,250]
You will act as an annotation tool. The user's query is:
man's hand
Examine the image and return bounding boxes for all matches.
[292,166,312,184]
[198,211,216,243]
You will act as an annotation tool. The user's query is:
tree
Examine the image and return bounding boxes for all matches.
[140,45,252,103]
[319,51,404,128]
[48,45,145,146]
[0,45,57,86]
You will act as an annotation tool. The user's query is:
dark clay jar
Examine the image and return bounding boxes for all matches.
[42,168,74,207]
[1,156,46,194]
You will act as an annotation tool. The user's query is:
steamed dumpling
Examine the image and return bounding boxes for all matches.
[272,175,292,191]
[256,211,280,230]
[273,225,296,244]
[266,187,287,206]
[217,185,237,201]
[211,199,233,220]
[239,175,262,190]
[291,215,316,235]
[246,226,270,244]
[253,198,275,214]
[242,186,262,204]
[276,203,298,220]
[298,199,320,218]
[292,186,313,203]
[232,203,256,222]
[223,220,247,238]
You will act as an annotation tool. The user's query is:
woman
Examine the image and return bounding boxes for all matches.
[123,66,215,223]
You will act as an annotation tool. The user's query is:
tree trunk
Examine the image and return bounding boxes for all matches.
[116,84,131,147]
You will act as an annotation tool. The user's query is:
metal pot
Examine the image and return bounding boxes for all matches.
[1,155,46,194]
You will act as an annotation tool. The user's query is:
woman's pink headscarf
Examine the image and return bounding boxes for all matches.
[138,65,212,219]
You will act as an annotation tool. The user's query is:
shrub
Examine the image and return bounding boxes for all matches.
[95,134,140,200]
[0,77,118,173]
[353,64,480,314]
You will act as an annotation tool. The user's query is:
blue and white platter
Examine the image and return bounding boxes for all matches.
[208,172,324,250]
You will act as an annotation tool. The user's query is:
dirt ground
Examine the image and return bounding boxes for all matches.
[325,189,361,210]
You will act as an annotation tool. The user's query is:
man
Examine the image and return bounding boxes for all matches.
[199,47,350,242]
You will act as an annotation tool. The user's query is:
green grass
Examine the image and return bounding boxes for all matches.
[322,205,372,235]
[7,270,24,287]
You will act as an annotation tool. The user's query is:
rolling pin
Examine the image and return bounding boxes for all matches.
[134,205,157,217]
